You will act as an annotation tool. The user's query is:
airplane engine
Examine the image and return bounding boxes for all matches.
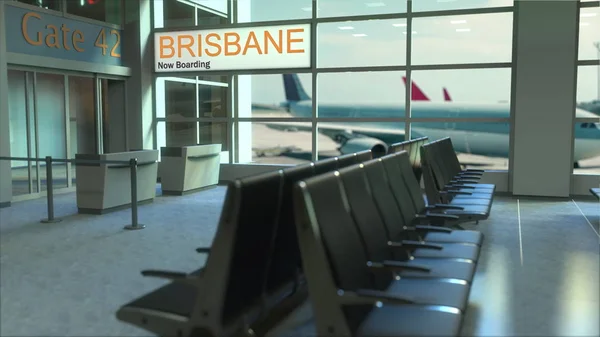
[338,137,388,158]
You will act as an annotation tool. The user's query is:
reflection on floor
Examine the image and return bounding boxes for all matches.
[0,189,598,336]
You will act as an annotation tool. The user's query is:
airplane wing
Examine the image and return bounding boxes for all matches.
[257,121,405,144]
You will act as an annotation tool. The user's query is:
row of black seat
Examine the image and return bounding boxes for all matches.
[294,150,488,336]
[116,137,496,337]
[116,150,374,337]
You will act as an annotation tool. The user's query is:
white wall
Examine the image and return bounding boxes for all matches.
[511,0,579,197]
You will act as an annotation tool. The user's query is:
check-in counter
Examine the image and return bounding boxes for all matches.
[160,144,222,195]
[75,150,159,214]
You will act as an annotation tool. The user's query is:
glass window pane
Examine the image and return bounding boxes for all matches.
[411,13,513,65]
[162,121,228,150]
[410,68,511,118]
[577,65,599,109]
[237,0,312,23]
[197,7,228,25]
[317,0,407,18]
[317,71,406,118]
[8,70,37,196]
[410,122,510,170]
[15,0,61,11]
[318,19,407,68]
[579,6,600,61]
[317,122,404,159]
[158,0,195,28]
[412,0,513,12]
[573,122,600,175]
[35,72,67,191]
[66,0,122,25]
[250,74,312,119]
[163,77,197,119]
[198,81,230,118]
[238,122,312,165]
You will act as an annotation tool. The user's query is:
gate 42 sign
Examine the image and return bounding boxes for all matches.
[6,5,123,66]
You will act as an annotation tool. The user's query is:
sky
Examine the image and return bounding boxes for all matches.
[183,0,599,104]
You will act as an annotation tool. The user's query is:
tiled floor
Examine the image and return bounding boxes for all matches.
[0,190,598,336]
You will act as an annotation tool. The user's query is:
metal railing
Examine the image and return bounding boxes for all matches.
[0,156,156,231]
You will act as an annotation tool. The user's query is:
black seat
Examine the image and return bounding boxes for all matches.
[293,172,464,337]
[378,155,482,260]
[339,163,479,274]
[117,171,285,337]
[355,150,373,163]
[313,157,338,175]
[337,153,358,169]
[425,140,495,194]
[384,152,485,246]
[265,164,316,302]
[420,143,494,206]
[438,138,485,178]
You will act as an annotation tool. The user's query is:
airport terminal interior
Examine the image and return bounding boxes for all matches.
[0,0,599,336]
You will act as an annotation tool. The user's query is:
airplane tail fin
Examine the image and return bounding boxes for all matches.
[282,74,310,102]
[402,76,430,101]
[443,88,452,102]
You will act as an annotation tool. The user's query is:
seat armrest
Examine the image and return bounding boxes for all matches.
[420,213,460,220]
[414,225,453,233]
[338,289,415,305]
[388,240,444,250]
[465,169,485,173]
[367,261,431,273]
[446,184,475,189]
[450,179,479,184]
[196,247,210,254]
[441,190,473,196]
[427,204,465,210]
[458,172,483,176]
[141,270,201,285]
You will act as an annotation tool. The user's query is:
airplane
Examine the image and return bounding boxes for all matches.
[259,74,600,168]
[578,99,600,116]
[402,76,452,102]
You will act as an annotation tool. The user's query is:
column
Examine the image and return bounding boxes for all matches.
[511,0,579,197]
[123,0,154,150]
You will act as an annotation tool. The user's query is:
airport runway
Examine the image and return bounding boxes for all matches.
[250,123,600,174]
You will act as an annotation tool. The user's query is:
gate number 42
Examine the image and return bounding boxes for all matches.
[94,28,121,58]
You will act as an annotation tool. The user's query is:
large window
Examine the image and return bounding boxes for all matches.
[237,0,312,23]
[238,122,313,165]
[317,71,406,118]
[317,0,407,18]
[249,73,312,119]
[317,19,407,68]
[411,13,513,65]
[151,0,517,172]
[412,0,513,12]
[411,122,510,171]
[156,76,231,161]
[154,0,227,29]
[574,1,600,175]
[574,65,600,174]
[578,6,599,61]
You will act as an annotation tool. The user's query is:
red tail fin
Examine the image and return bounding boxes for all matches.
[402,76,430,101]
[443,88,452,102]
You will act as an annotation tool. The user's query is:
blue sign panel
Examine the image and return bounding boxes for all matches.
[4,5,123,66]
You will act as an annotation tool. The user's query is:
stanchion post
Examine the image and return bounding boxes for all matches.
[124,158,145,230]
[41,156,61,223]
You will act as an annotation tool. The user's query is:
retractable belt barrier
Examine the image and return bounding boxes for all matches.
[0,156,156,230]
